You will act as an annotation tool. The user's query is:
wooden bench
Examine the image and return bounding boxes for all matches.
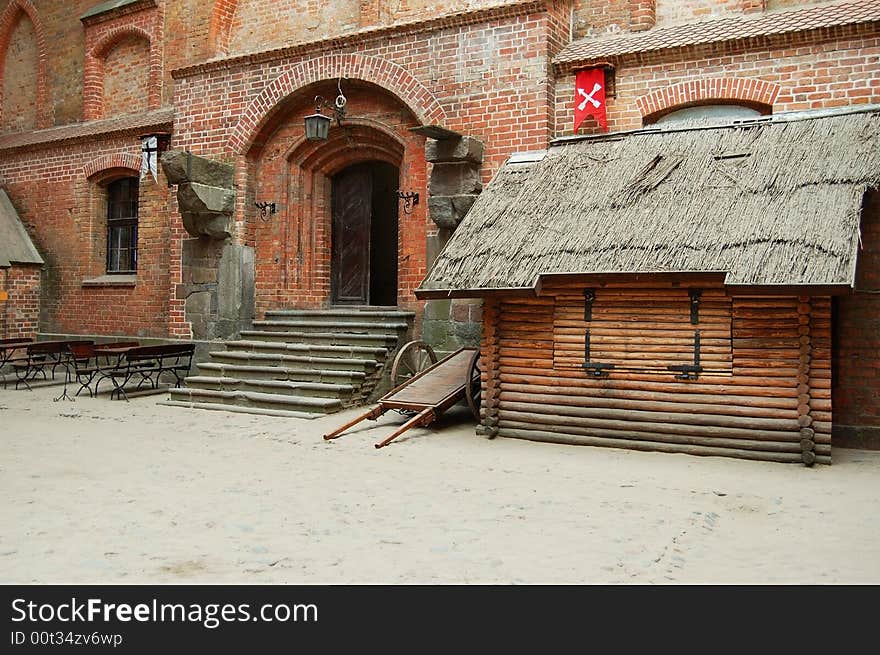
[97,343,195,401]
[65,343,103,398]
[0,337,33,389]
[12,340,94,390]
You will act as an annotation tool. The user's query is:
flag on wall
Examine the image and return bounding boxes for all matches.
[574,68,607,133]
[140,135,158,182]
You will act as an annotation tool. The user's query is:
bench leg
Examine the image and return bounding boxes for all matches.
[105,373,131,402]
[74,371,97,398]
[13,365,37,391]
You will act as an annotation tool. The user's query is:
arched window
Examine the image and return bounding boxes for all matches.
[648,104,764,126]
[106,177,138,273]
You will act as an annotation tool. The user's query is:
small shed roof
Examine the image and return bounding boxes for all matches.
[417,105,880,297]
[0,189,43,268]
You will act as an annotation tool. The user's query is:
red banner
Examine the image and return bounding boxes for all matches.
[574,68,607,133]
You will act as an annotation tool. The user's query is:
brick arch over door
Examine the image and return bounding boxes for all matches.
[230,54,446,155]
[637,77,781,123]
[0,0,48,129]
[84,26,161,120]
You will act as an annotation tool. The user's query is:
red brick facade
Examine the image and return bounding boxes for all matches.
[0,264,39,339]
[82,0,163,120]
[0,0,878,442]
[0,0,48,130]
[834,193,880,442]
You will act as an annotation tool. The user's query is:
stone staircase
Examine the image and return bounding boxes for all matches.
[164,308,414,417]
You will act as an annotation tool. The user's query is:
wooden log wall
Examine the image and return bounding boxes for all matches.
[554,289,733,373]
[487,280,832,465]
[477,298,501,438]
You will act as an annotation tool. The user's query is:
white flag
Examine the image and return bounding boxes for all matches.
[140,135,158,182]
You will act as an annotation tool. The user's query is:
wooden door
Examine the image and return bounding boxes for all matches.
[331,165,372,304]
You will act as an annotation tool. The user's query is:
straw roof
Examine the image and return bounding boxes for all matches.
[417,106,880,297]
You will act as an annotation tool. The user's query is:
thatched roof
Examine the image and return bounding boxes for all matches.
[0,189,42,268]
[417,105,880,297]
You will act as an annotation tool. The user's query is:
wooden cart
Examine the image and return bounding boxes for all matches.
[323,342,481,449]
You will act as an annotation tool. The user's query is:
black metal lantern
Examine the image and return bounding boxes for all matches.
[304,112,332,141]
[304,78,347,142]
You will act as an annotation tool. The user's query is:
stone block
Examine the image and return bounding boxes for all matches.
[161,150,234,188]
[425,136,484,164]
[191,266,216,284]
[178,182,235,215]
[181,213,233,240]
[453,320,482,346]
[185,290,212,340]
[177,182,236,239]
[428,194,478,229]
[421,319,449,348]
[424,298,451,321]
[429,162,482,196]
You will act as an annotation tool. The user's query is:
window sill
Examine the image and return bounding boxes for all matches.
[82,274,137,288]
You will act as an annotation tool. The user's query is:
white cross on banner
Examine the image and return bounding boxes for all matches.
[574,68,608,133]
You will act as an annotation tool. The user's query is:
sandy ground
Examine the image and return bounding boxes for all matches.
[1,379,879,585]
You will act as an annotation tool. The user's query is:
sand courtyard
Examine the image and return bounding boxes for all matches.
[2,380,879,585]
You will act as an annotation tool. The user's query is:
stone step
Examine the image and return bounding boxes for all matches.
[264,308,415,326]
[195,362,366,385]
[222,340,388,361]
[252,319,409,335]
[183,376,354,400]
[166,306,413,419]
[239,330,399,349]
[208,350,380,372]
[167,387,343,414]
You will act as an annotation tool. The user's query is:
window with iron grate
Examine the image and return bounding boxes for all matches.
[106,177,138,274]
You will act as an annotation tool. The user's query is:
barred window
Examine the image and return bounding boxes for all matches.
[106,177,138,273]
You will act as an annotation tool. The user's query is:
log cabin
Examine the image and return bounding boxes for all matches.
[416,105,880,465]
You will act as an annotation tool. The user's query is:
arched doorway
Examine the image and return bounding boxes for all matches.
[244,79,427,317]
[331,160,399,306]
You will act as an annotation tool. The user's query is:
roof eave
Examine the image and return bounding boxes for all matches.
[413,286,537,300]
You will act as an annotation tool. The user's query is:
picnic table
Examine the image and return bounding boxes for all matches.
[96,342,195,401]
[62,341,140,400]
[56,341,194,401]
[0,337,32,388]
[11,339,94,391]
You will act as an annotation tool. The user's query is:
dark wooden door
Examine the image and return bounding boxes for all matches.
[331,165,372,304]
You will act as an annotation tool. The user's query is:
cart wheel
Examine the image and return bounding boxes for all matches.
[465,349,481,421]
[391,340,438,387]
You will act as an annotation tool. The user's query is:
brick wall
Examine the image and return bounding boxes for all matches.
[834,192,880,445]
[175,7,555,181]
[0,263,40,339]
[172,4,558,319]
[1,7,37,131]
[82,1,163,121]
[655,0,744,25]
[230,0,359,53]
[0,137,177,338]
[554,25,880,134]
[0,0,50,131]
[102,34,152,118]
